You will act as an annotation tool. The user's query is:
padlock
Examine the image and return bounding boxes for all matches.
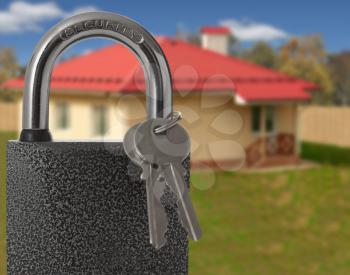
[7,12,188,274]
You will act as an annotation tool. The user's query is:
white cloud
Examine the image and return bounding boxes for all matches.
[64,6,98,18]
[220,18,289,42]
[0,1,98,34]
[82,48,94,55]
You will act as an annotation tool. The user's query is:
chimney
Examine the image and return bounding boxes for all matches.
[200,26,231,55]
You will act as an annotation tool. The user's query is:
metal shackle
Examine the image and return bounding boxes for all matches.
[20,12,173,142]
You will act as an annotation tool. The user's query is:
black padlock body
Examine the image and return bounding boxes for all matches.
[7,141,189,274]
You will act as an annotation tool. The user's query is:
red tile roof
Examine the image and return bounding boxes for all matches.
[200,26,231,34]
[2,37,316,102]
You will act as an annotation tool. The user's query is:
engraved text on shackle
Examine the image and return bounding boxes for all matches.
[60,20,144,44]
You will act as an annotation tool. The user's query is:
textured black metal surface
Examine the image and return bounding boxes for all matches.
[7,141,189,274]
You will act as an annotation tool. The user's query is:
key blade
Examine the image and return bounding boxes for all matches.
[143,164,168,249]
[163,164,202,241]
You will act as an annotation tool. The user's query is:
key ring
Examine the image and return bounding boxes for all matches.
[153,112,182,134]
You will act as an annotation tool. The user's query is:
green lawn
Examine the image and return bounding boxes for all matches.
[1,134,350,274]
[189,168,350,275]
[0,132,16,275]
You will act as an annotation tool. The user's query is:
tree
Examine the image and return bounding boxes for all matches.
[0,48,20,102]
[242,41,278,68]
[328,52,350,105]
[278,35,333,95]
[175,25,201,46]
[0,48,20,84]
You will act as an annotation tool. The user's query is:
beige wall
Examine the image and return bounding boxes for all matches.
[86,91,252,162]
[276,104,297,134]
[48,94,129,140]
[0,101,20,132]
[300,106,350,147]
[5,92,298,164]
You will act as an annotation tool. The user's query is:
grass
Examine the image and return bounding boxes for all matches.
[0,132,16,275]
[302,141,350,165]
[189,168,350,275]
[1,134,350,274]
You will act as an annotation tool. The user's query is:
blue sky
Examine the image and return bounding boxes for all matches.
[0,0,349,65]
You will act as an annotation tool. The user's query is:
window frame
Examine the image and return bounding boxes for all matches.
[92,105,108,136]
[251,105,262,134]
[55,101,70,130]
[265,105,276,134]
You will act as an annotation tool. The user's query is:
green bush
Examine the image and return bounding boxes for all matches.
[301,141,350,165]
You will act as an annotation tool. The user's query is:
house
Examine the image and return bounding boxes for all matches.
[0,26,316,169]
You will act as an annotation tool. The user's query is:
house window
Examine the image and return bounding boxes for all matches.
[56,102,69,130]
[265,106,276,133]
[93,105,108,136]
[251,106,261,133]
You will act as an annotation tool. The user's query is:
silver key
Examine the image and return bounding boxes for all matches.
[134,118,202,242]
[124,123,168,249]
